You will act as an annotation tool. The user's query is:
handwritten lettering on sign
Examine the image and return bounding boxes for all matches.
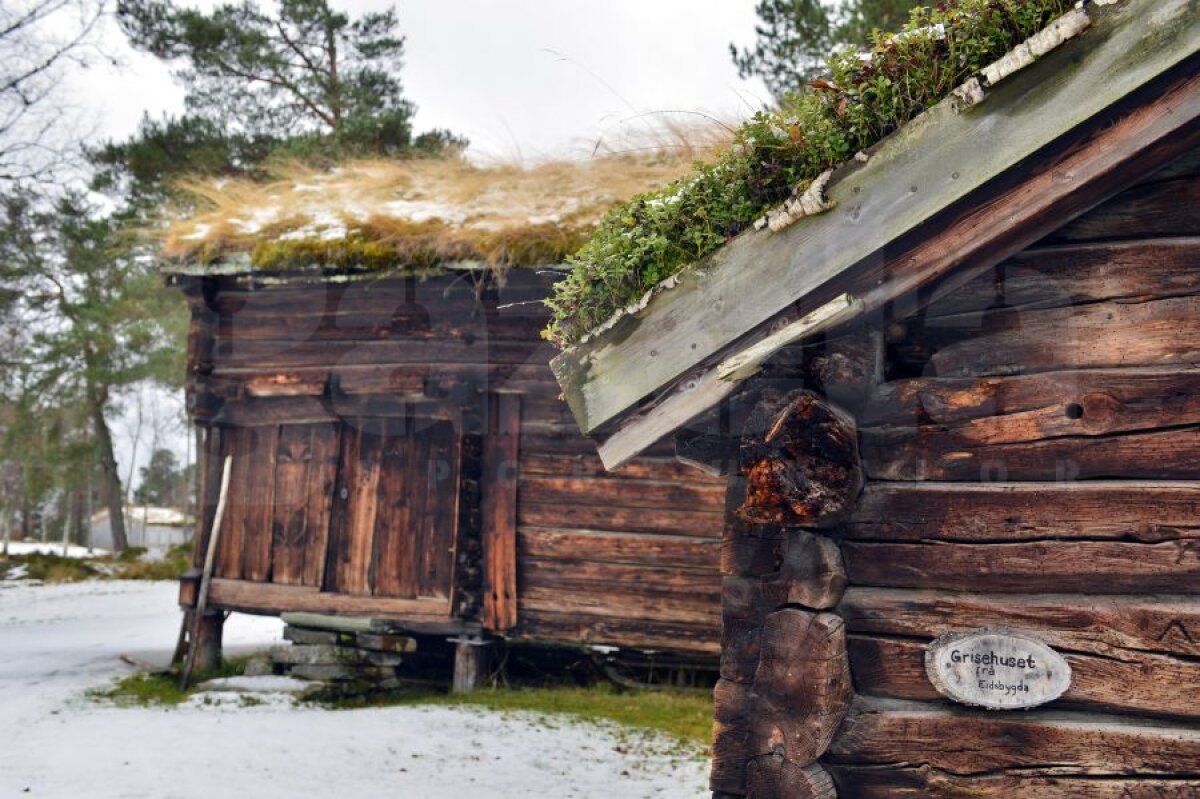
[925,629,1071,710]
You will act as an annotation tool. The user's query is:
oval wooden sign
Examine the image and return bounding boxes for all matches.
[925,629,1071,710]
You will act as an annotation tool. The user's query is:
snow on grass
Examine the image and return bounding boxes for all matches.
[4,541,111,559]
[0,581,708,798]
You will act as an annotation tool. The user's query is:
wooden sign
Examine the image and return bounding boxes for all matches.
[925,629,1071,710]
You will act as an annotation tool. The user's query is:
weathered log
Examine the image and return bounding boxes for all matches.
[840,538,1200,594]
[721,475,786,577]
[712,678,755,794]
[746,756,836,799]
[1045,177,1200,244]
[517,528,720,571]
[751,610,852,765]
[845,481,1200,543]
[765,531,846,611]
[519,474,727,513]
[514,610,719,655]
[739,391,862,527]
[720,532,846,683]
[481,393,520,633]
[827,697,1200,775]
[520,501,723,538]
[207,578,451,620]
[863,422,1200,481]
[827,765,1200,798]
[805,327,882,412]
[906,295,1200,379]
[862,365,1200,439]
[847,634,1200,721]
[721,576,767,684]
[452,639,492,694]
[519,560,721,627]
[917,238,1200,320]
[837,587,1200,660]
[192,611,224,673]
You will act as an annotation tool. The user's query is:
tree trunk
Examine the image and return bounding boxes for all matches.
[89,389,129,553]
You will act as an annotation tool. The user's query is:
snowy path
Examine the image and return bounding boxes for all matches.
[0,580,707,798]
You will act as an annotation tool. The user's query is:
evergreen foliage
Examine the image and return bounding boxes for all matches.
[115,0,465,166]
[544,0,1072,348]
[733,0,914,100]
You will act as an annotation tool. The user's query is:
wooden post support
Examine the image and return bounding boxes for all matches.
[712,389,859,798]
[192,611,224,673]
[452,637,493,694]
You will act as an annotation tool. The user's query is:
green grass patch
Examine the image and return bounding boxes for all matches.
[90,655,253,707]
[544,0,1075,346]
[325,682,713,749]
[0,541,193,584]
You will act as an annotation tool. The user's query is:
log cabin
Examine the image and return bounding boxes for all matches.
[548,2,1200,796]
[163,155,728,684]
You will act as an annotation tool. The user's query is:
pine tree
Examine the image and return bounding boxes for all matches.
[116,0,464,160]
[732,0,914,101]
[0,192,184,551]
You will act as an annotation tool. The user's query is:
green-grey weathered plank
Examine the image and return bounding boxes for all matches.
[550,0,1200,436]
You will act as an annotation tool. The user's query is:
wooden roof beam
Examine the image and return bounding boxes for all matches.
[550,0,1200,468]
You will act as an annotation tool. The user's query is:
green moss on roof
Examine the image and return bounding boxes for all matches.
[543,0,1075,348]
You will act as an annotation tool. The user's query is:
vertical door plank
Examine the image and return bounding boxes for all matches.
[372,418,416,598]
[240,425,279,582]
[482,394,520,632]
[215,427,250,579]
[302,422,340,588]
[419,420,459,599]
[339,420,384,595]
[192,426,222,570]
[405,421,433,597]
[271,424,314,585]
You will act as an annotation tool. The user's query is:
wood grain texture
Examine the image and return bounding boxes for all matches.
[845,481,1200,543]
[837,587,1200,660]
[205,578,450,620]
[918,238,1200,319]
[827,697,1200,775]
[828,766,1200,798]
[512,609,719,655]
[911,295,1200,379]
[753,610,852,765]
[300,423,340,587]
[271,424,316,585]
[863,422,1200,481]
[1045,177,1200,243]
[863,365,1200,439]
[746,757,835,799]
[482,394,520,632]
[841,538,1200,594]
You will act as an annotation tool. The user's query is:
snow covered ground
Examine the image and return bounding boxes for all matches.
[3,541,111,558]
[0,580,708,798]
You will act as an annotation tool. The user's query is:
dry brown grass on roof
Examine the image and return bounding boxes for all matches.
[160,120,736,271]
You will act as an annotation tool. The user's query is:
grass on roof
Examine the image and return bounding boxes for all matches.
[160,122,733,273]
[543,0,1075,348]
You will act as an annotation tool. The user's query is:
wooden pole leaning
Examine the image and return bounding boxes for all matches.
[180,455,233,691]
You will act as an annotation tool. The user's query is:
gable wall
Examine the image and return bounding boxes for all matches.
[713,145,1200,796]
[183,269,722,653]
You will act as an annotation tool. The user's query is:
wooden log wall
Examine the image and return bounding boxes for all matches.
[183,269,724,653]
[709,146,1200,796]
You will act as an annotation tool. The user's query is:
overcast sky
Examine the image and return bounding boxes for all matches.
[70,0,770,161]
[59,0,767,506]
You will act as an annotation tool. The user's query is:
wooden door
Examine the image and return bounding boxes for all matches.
[325,416,462,605]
